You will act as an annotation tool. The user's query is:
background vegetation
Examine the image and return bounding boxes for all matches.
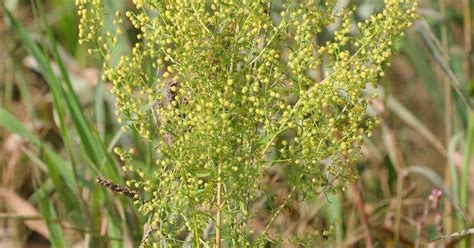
[0,0,473,247]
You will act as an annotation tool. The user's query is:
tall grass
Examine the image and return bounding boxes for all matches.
[0,0,473,247]
[1,2,145,247]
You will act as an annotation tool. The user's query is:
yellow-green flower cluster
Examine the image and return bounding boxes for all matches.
[77,0,416,245]
[76,0,103,46]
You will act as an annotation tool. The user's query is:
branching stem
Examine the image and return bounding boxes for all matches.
[260,185,296,238]
[216,162,223,248]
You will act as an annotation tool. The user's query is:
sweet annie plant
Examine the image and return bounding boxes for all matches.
[76,0,416,246]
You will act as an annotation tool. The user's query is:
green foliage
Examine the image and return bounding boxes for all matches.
[77,0,417,246]
[2,4,144,247]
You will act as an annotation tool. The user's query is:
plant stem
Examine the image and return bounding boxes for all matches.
[351,182,374,248]
[216,162,222,248]
[462,0,472,92]
[460,111,474,247]
[261,185,296,237]
[439,0,453,236]
[457,2,473,238]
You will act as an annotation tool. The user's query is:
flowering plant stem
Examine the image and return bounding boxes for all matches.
[76,0,418,245]
[216,161,222,248]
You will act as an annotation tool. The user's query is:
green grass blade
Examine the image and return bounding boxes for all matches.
[460,111,474,206]
[0,108,41,146]
[4,4,98,169]
[459,111,474,232]
[321,194,343,244]
[108,210,124,248]
[42,149,84,226]
[3,3,77,166]
[35,183,68,248]
[417,20,474,111]
[0,108,78,188]
[95,79,106,139]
